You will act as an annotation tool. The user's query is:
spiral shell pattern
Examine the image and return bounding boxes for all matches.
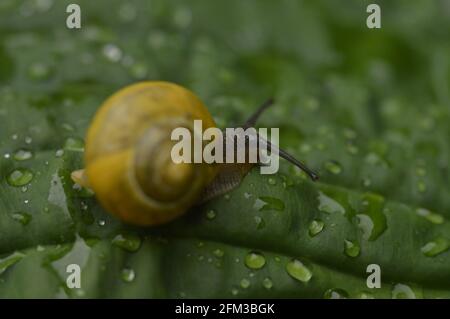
[84,82,218,225]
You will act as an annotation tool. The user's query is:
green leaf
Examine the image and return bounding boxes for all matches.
[1,0,450,298]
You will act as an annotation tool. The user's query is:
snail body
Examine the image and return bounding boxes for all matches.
[72,81,317,226]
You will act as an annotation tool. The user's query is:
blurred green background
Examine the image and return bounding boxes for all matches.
[0,0,450,298]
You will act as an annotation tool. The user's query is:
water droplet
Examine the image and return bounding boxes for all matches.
[64,137,85,152]
[245,252,266,270]
[346,143,359,155]
[121,268,135,283]
[344,240,360,257]
[197,241,204,248]
[231,288,239,296]
[244,192,252,199]
[4,153,11,159]
[365,152,387,167]
[24,199,30,204]
[98,219,106,226]
[118,3,137,22]
[421,237,449,257]
[416,167,427,177]
[355,215,374,241]
[224,194,231,201]
[392,284,416,299]
[102,44,122,62]
[357,292,374,299]
[268,177,276,185]
[240,278,250,289]
[324,288,348,299]
[362,177,372,187]
[10,212,31,225]
[61,123,75,131]
[206,209,216,220]
[55,149,64,157]
[173,7,192,28]
[112,233,142,252]
[0,252,25,275]
[13,149,33,161]
[308,219,324,237]
[24,136,32,144]
[416,208,444,224]
[213,249,224,258]
[254,216,266,229]
[129,62,148,79]
[28,62,51,80]
[317,191,345,214]
[7,168,34,187]
[352,193,387,241]
[343,128,357,139]
[254,196,285,212]
[235,258,240,263]
[417,181,427,193]
[198,255,205,261]
[262,277,273,290]
[286,259,312,283]
[80,201,89,211]
[324,161,342,175]
[274,256,281,263]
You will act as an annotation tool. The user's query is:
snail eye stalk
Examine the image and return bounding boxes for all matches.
[243,98,319,182]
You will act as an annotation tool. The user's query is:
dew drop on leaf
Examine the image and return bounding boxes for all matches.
[254,196,285,212]
[262,277,273,290]
[254,216,266,229]
[7,168,34,187]
[308,219,324,237]
[64,137,85,152]
[205,209,216,220]
[416,167,427,177]
[0,252,25,275]
[213,248,224,258]
[10,211,31,225]
[13,149,33,161]
[416,208,444,224]
[324,161,342,175]
[28,62,51,80]
[421,237,449,257]
[417,181,427,193]
[357,292,374,299]
[362,177,372,187]
[391,284,416,299]
[346,143,359,155]
[240,278,250,289]
[286,259,312,283]
[324,288,348,299]
[317,191,345,214]
[102,44,123,62]
[55,149,64,157]
[245,252,266,270]
[121,268,136,283]
[112,233,142,252]
[344,239,360,258]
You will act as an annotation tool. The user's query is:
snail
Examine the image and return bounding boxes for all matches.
[71,81,318,226]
